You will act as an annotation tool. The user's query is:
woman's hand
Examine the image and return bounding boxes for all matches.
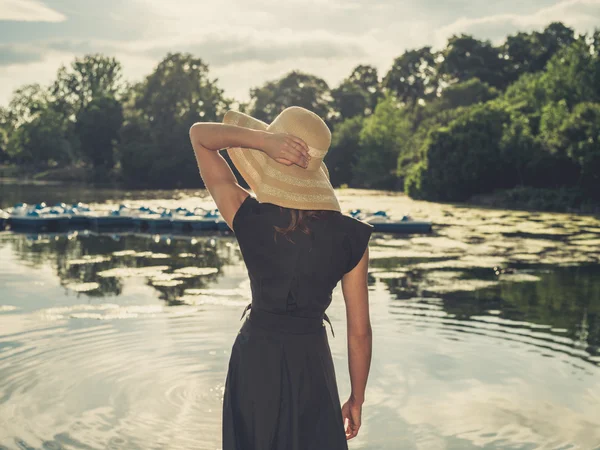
[341,395,363,440]
[261,132,311,168]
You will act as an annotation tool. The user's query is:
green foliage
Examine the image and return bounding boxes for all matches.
[0,20,597,208]
[249,71,331,123]
[541,37,598,108]
[539,100,570,154]
[75,95,123,173]
[7,107,73,165]
[327,115,364,187]
[502,71,547,122]
[118,114,157,186]
[331,65,381,121]
[119,52,230,187]
[0,129,8,163]
[52,54,125,119]
[4,84,73,166]
[437,35,508,89]
[6,84,53,127]
[436,78,499,111]
[482,186,596,213]
[382,47,437,105]
[405,103,511,201]
[355,92,410,189]
[559,103,600,196]
[502,22,576,82]
[0,107,9,162]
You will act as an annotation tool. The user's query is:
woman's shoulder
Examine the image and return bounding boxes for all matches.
[338,214,374,273]
[338,213,375,233]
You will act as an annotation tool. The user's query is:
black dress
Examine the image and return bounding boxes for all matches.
[222,194,374,450]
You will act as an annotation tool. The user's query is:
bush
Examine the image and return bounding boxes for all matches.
[405,103,511,201]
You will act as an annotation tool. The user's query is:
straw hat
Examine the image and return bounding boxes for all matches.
[223,106,341,212]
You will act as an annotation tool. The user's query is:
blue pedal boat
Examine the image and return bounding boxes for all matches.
[350,210,433,234]
[8,203,72,232]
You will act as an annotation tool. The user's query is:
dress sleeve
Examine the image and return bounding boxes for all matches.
[232,194,259,233]
[343,216,375,274]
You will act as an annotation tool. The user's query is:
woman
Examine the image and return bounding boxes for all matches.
[189,106,373,449]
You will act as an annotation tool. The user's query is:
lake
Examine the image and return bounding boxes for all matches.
[1,182,599,449]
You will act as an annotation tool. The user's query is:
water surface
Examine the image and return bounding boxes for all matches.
[1,184,599,449]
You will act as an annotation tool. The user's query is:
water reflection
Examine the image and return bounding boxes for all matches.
[378,266,600,366]
[1,231,237,307]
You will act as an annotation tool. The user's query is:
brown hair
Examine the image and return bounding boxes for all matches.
[274,208,338,243]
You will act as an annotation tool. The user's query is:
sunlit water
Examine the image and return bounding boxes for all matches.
[1,183,599,449]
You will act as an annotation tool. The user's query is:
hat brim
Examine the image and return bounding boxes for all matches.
[223,110,340,212]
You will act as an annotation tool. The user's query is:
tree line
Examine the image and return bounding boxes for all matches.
[0,21,598,206]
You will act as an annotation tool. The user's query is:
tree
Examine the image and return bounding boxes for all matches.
[541,37,598,109]
[539,100,570,154]
[326,115,364,187]
[539,22,577,65]
[331,65,381,121]
[4,84,73,165]
[75,95,123,174]
[498,112,544,187]
[0,107,11,162]
[502,22,576,82]
[437,35,507,89]
[5,84,53,127]
[248,71,332,124]
[405,103,511,201]
[437,78,499,110]
[118,113,157,186]
[559,103,600,195]
[382,47,437,105]
[119,52,230,187]
[354,92,411,189]
[52,54,125,118]
[7,108,73,165]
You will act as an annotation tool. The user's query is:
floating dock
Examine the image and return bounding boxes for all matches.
[1,203,432,234]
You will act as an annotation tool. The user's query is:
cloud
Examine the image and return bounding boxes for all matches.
[435,0,600,46]
[0,0,599,107]
[9,28,369,69]
[0,44,44,66]
[129,30,369,68]
[0,0,66,22]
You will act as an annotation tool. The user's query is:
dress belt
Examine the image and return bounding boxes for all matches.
[240,303,335,338]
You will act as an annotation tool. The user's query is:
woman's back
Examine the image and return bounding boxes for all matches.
[232,194,374,318]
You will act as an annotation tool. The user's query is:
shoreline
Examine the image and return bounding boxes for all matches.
[2,166,599,217]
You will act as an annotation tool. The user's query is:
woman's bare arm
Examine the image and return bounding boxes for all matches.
[188,122,311,230]
[189,123,268,152]
[340,246,372,439]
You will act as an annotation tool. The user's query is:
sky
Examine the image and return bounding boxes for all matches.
[0,0,599,107]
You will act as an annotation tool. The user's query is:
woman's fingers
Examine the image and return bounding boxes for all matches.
[342,408,361,440]
[285,135,310,157]
[282,146,308,168]
[274,157,294,166]
[290,136,310,154]
[344,419,358,439]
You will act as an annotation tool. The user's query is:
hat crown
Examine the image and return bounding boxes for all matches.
[267,106,331,154]
[223,106,341,212]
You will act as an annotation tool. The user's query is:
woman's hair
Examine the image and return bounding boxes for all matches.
[274,208,338,243]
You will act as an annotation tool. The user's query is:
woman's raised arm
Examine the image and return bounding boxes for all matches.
[189,122,310,169]
[189,123,267,152]
[188,121,311,231]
